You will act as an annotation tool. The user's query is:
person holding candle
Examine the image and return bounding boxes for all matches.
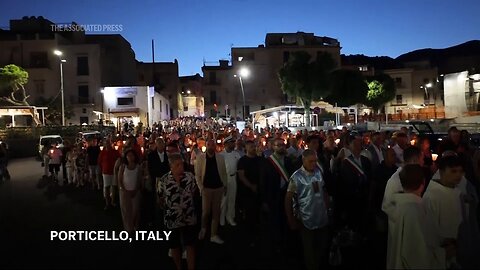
[98,139,121,210]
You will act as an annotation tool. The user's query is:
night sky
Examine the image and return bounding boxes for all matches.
[1,0,479,75]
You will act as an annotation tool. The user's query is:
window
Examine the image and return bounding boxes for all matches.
[82,108,87,114]
[117,97,134,106]
[210,90,217,104]
[151,97,154,109]
[209,72,217,84]
[30,52,48,68]
[80,117,89,125]
[395,77,403,88]
[77,56,89,76]
[243,105,250,116]
[34,80,45,94]
[396,95,403,104]
[160,100,162,112]
[359,66,368,71]
[184,106,188,111]
[78,85,89,104]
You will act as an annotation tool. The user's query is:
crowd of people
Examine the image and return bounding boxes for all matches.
[39,116,480,270]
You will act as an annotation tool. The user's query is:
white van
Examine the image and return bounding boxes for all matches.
[38,135,64,157]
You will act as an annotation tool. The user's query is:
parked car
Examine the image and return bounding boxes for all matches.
[77,131,102,147]
[38,135,64,157]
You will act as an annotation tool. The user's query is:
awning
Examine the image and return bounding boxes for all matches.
[109,108,140,114]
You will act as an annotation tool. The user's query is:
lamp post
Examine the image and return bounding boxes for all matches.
[421,82,434,118]
[54,50,66,126]
[234,67,249,121]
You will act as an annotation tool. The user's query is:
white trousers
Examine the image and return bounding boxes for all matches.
[221,175,237,224]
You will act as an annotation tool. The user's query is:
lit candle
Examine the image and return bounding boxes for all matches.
[122,141,126,144]
[410,139,416,146]
[262,141,266,147]
[334,139,340,145]
[187,147,191,152]
[100,146,104,151]
[114,145,119,151]
[432,153,438,161]
[141,147,144,154]
[217,139,222,144]
[201,146,206,152]
[50,149,54,154]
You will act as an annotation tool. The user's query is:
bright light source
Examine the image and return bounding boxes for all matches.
[54,50,63,56]
[432,153,438,161]
[187,90,191,94]
[426,83,433,88]
[273,112,278,118]
[405,120,410,123]
[239,67,250,78]
[430,119,435,122]
[100,89,105,93]
[61,59,66,63]
[216,139,222,144]
[201,146,206,152]
[334,139,340,145]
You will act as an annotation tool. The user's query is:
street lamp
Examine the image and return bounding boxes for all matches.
[234,67,249,121]
[54,50,66,126]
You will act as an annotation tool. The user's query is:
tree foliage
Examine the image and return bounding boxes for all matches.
[326,69,369,107]
[364,73,396,112]
[278,51,336,126]
[0,64,30,106]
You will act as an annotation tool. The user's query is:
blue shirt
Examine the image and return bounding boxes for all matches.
[288,166,328,230]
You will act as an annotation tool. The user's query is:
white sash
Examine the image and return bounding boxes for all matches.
[268,155,289,183]
[345,156,366,176]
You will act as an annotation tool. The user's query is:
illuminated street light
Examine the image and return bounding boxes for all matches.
[235,67,250,121]
[187,90,191,94]
[53,49,66,126]
[425,83,433,88]
[239,67,250,78]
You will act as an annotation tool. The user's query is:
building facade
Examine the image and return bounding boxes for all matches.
[137,61,179,118]
[0,16,137,125]
[179,74,204,117]
[102,86,170,129]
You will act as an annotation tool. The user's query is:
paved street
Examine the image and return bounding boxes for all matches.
[0,158,302,270]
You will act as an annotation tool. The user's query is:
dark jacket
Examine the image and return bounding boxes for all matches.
[260,154,295,208]
[147,150,170,189]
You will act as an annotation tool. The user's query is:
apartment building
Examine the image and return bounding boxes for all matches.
[0,16,137,125]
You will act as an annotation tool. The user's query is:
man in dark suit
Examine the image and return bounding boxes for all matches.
[338,134,373,234]
[146,137,170,227]
[337,134,373,268]
[366,132,385,171]
[260,137,295,252]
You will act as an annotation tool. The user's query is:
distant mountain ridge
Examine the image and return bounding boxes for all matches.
[342,40,480,74]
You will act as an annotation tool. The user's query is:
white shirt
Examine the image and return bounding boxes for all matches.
[222,150,241,177]
[123,166,139,191]
[372,144,384,163]
[157,151,165,163]
[423,180,463,268]
[382,166,404,266]
[392,144,404,167]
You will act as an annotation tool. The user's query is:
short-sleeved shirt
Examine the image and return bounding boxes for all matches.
[157,171,198,229]
[288,166,328,230]
[237,155,262,186]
